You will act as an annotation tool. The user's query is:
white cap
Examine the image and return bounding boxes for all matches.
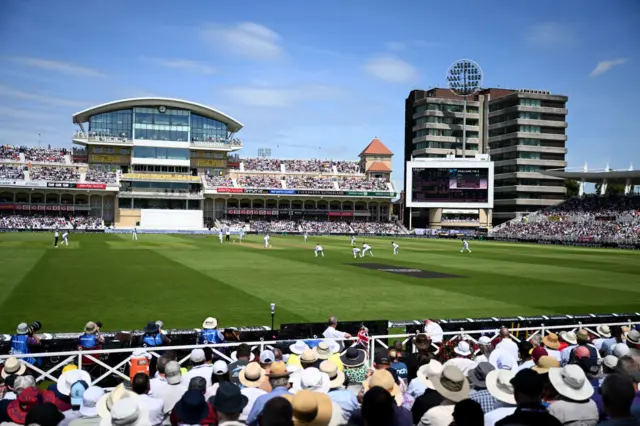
[259,350,275,364]
[190,348,206,363]
[213,360,228,375]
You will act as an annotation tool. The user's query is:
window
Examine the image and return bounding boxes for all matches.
[214,153,224,159]
[520,126,540,133]
[518,152,540,160]
[190,114,228,142]
[105,147,114,153]
[520,139,541,146]
[120,148,130,155]
[520,99,541,107]
[414,105,427,113]
[92,147,104,153]
[133,147,189,160]
[518,166,542,172]
[190,151,198,157]
[89,109,133,138]
[204,152,213,159]
[519,112,541,120]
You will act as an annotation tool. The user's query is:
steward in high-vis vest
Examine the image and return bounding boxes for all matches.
[141,321,171,347]
[77,321,104,351]
[199,317,225,345]
[10,322,41,365]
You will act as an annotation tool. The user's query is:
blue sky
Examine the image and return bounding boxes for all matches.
[0,0,638,186]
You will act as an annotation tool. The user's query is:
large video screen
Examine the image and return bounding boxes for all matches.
[411,168,489,203]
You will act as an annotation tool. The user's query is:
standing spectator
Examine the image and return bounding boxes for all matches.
[494,369,562,426]
[468,362,498,414]
[151,361,187,416]
[547,365,598,425]
[420,365,469,426]
[246,361,291,425]
[323,316,352,341]
[599,374,640,426]
[212,382,248,426]
[484,370,517,425]
[451,399,484,426]
[495,327,519,364]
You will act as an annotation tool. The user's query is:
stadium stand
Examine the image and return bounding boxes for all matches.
[337,176,388,191]
[236,175,282,188]
[85,167,117,184]
[285,176,335,189]
[29,166,80,182]
[0,215,103,229]
[0,146,21,161]
[23,147,68,163]
[203,174,233,188]
[0,165,24,180]
[250,219,298,233]
[493,195,640,242]
[241,157,282,171]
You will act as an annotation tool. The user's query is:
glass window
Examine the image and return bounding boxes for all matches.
[414,105,426,113]
[520,99,542,107]
[520,126,540,133]
[214,153,223,159]
[89,109,133,138]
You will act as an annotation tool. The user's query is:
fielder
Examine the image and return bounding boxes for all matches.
[218,229,224,243]
[352,247,361,258]
[264,234,271,248]
[132,227,138,241]
[361,243,373,257]
[350,235,356,246]
[314,244,324,257]
[460,239,472,253]
[62,230,69,246]
[392,241,399,255]
[53,229,59,248]
[239,229,245,242]
[304,232,308,242]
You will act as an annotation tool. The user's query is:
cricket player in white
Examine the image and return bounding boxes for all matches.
[361,243,373,257]
[352,247,361,258]
[218,229,224,243]
[54,229,59,248]
[304,232,308,242]
[132,227,138,240]
[62,231,69,246]
[392,241,399,255]
[314,244,324,257]
[264,234,271,248]
[239,229,245,242]
[350,235,356,246]
[461,239,472,253]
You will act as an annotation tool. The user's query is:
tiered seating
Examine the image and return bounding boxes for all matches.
[283,159,333,173]
[338,177,389,191]
[0,146,21,161]
[250,219,298,232]
[85,167,117,184]
[334,160,361,174]
[350,222,404,234]
[300,220,351,233]
[30,166,79,182]
[23,147,67,163]
[236,175,282,188]
[285,176,335,189]
[0,165,24,180]
[0,215,103,229]
[242,158,282,171]
[204,175,233,188]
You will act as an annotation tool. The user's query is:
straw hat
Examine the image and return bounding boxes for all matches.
[319,361,344,389]
[549,365,594,401]
[202,317,218,330]
[97,384,140,419]
[282,390,333,426]
[597,325,612,338]
[239,362,266,388]
[290,341,309,355]
[417,360,443,390]
[84,321,98,334]
[542,332,560,350]
[314,342,333,360]
[301,349,319,364]
[532,356,560,374]
[1,357,26,379]
[362,369,403,406]
[485,370,516,405]
[268,361,290,378]
[432,365,469,403]
[560,331,577,345]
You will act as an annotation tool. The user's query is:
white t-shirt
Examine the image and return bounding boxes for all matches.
[496,338,519,363]
[139,394,164,425]
[362,244,371,250]
[240,387,267,421]
[183,365,215,388]
[392,243,399,249]
[323,326,347,340]
[316,245,323,251]
[151,382,187,414]
[424,321,444,344]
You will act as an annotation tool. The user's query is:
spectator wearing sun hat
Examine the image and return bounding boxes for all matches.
[443,341,476,376]
[246,361,291,426]
[547,364,598,425]
[228,343,254,386]
[532,356,560,374]
[236,363,267,422]
[68,386,104,425]
[489,348,518,373]
[468,362,498,414]
[211,382,248,426]
[199,317,224,345]
[542,332,563,362]
[77,321,104,351]
[567,329,599,367]
[340,348,368,392]
[284,389,346,426]
[559,331,579,364]
[420,365,469,426]
[6,387,57,425]
[625,329,640,365]
[593,325,615,352]
[291,367,330,394]
[475,336,494,365]
[320,360,357,420]
[286,341,309,369]
[483,369,517,425]
[170,388,217,425]
[24,401,65,426]
[410,360,444,424]
[314,341,344,372]
[602,326,627,356]
[1,358,26,380]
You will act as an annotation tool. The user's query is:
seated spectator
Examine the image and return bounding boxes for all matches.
[340,348,368,390]
[518,341,535,371]
[484,370,517,425]
[547,365,598,425]
[204,174,233,188]
[320,360,358,420]
[259,396,293,426]
[150,360,187,416]
[85,167,117,184]
[542,332,563,362]
[350,385,412,426]
[0,165,24,180]
[68,386,104,425]
[246,361,291,425]
[30,166,79,182]
[171,388,217,425]
[131,372,164,425]
[410,360,444,423]
[237,363,268,422]
[25,401,65,426]
[211,382,248,426]
[599,374,640,426]
[420,365,469,426]
[451,399,484,426]
[468,362,497,414]
[444,341,476,376]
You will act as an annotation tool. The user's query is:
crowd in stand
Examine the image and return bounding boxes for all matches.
[2,320,640,426]
[29,166,79,182]
[0,215,103,230]
[204,175,234,188]
[283,159,333,173]
[85,168,117,184]
[338,177,389,191]
[251,220,298,233]
[0,165,24,180]
[242,158,282,172]
[218,219,246,229]
[286,176,335,190]
[441,215,479,224]
[494,195,640,242]
[300,220,351,233]
[0,146,21,161]
[350,222,403,234]
[23,147,67,163]
[237,175,282,188]
[334,161,361,174]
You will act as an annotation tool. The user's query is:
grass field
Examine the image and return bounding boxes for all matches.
[1,232,639,333]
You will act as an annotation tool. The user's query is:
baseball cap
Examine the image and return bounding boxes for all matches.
[478,336,492,345]
[375,350,391,365]
[213,360,228,375]
[190,349,206,363]
[164,361,182,385]
[80,386,104,417]
[260,350,275,364]
[613,343,631,358]
[62,364,78,373]
[70,380,89,406]
[603,355,619,370]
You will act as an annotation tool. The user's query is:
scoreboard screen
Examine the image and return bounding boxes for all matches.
[411,168,489,203]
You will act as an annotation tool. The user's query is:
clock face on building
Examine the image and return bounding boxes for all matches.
[158,106,167,113]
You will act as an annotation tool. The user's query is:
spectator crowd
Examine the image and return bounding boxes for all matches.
[30,167,80,182]
[204,175,234,188]
[234,159,363,175]
[0,146,21,161]
[0,215,103,230]
[494,195,640,242]
[300,220,352,234]
[237,176,283,189]
[338,177,389,191]
[0,165,24,180]
[2,320,640,426]
[85,168,117,184]
[23,147,67,163]
[286,176,335,190]
[350,222,403,234]
[251,220,298,233]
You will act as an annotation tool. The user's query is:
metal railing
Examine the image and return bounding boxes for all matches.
[1,320,635,387]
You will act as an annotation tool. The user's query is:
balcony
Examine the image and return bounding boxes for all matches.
[489,145,567,155]
[488,119,567,130]
[493,158,567,168]
[72,133,132,146]
[489,132,567,143]
[493,185,566,194]
[413,135,481,144]
[190,138,243,151]
[413,109,480,120]
[412,122,479,132]
[494,198,563,206]
[488,105,568,118]
[493,171,564,181]
[118,188,204,200]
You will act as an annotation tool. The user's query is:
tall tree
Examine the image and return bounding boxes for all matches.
[564,179,580,198]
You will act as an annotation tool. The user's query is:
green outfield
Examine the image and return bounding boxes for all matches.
[0,232,639,333]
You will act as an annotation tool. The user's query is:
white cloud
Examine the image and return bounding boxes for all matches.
[525,22,577,48]
[0,85,87,107]
[363,55,418,83]
[385,42,406,51]
[224,84,343,108]
[7,57,106,77]
[144,58,217,74]
[589,58,628,77]
[200,22,284,60]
